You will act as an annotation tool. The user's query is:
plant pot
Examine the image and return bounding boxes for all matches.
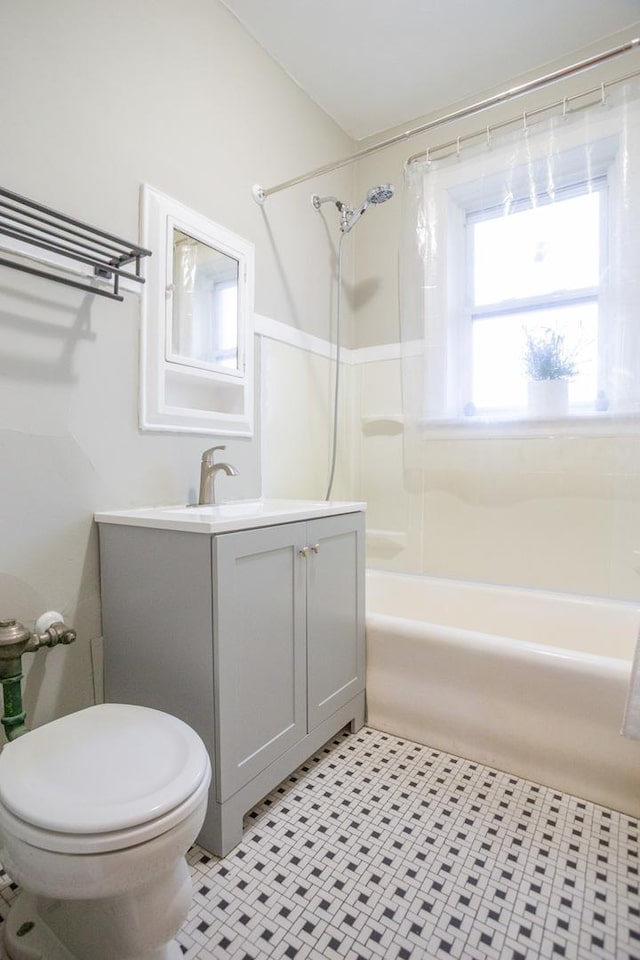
[527,378,569,418]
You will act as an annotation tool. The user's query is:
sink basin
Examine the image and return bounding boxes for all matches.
[95,498,366,535]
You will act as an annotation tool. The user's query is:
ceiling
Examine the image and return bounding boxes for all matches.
[219,0,640,140]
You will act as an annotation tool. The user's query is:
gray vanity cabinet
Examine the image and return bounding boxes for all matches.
[99,509,365,857]
[305,515,365,728]
[213,521,308,800]
[214,513,365,801]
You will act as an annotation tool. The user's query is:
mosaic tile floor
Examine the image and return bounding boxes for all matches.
[0,727,638,959]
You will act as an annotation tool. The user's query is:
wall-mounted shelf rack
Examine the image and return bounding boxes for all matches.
[0,185,152,302]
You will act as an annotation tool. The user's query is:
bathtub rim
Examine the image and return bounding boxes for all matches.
[366,566,640,616]
[366,609,633,677]
[366,567,640,662]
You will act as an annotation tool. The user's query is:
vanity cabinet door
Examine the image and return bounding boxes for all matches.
[306,512,365,731]
[212,522,307,800]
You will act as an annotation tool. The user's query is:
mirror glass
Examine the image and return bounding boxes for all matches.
[169,228,240,373]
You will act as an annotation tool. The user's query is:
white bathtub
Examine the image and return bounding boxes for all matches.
[366,570,640,816]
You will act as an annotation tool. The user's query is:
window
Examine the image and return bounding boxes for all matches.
[465,180,604,416]
[401,83,640,446]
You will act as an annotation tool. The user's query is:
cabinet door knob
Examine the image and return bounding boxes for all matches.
[299,546,310,558]
[311,543,320,554]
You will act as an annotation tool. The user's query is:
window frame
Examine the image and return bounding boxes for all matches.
[461,176,608,419]
[411,114,640,440]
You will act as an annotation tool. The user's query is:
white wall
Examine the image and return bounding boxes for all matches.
[0,0,355,727]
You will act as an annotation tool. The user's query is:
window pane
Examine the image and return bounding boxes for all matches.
[472,304,598,412]
[214,281,239,367]
[472,190,601,305]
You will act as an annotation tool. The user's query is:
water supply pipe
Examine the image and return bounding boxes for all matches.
[0,613,76,741]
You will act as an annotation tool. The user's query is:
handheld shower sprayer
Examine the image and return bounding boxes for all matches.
[311,184,394,233]
[312,183,395,500]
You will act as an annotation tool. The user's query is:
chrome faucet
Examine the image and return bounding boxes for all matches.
[197,445,239,505]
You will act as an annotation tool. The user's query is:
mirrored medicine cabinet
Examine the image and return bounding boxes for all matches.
[140,185,254,436]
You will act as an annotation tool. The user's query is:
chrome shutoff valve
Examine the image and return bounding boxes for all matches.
[28,611,77,651]
[0,612,76,658]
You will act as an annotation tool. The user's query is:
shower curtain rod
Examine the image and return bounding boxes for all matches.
[252,37,639,204]
[405,64,640,165]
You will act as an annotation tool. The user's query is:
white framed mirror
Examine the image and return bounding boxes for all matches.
[140,185,254,436]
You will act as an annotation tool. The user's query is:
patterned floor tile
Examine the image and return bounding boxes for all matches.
[0,727,637,959]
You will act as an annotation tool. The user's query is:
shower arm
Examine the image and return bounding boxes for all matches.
[311,194,340,210]
[312,193,355,233]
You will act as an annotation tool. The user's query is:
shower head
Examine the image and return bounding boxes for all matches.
[366,184,395,204]
[343,183,395,232]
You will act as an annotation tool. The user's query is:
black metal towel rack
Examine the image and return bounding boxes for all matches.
[0,185,152,302]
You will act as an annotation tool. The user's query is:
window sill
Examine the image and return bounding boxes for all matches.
[418,411,640,440]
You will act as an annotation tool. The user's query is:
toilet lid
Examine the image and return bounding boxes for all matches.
[0,703,210,834]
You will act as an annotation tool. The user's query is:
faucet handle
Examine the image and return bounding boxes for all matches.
[201,445,226,463]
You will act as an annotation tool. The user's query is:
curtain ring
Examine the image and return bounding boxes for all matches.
[562,97,568,119]
[456,136,461,158]
[425,146,431,165]
[523,111,528,131]
[601,82,606,105]
[486,126,491,147]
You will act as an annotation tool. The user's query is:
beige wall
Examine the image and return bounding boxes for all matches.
[0,0,355,727]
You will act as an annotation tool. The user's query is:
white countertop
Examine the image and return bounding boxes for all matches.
[95,499,366,535]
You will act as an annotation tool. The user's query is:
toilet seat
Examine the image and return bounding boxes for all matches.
[0,703,211,854]
[0,768,210,855]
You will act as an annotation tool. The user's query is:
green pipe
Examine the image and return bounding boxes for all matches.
[1,666,27,741]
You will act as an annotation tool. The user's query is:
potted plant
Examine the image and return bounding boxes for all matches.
[523,327,577,417]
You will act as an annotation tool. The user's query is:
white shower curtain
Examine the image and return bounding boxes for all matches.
[623,640,640,740]
[399,79,640,459]
[398,79,640,734]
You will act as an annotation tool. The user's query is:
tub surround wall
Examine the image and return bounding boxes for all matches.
[354,355,640,599]
[260,331,357,502]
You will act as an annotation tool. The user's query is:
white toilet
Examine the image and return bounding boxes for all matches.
[0,702,212,960]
